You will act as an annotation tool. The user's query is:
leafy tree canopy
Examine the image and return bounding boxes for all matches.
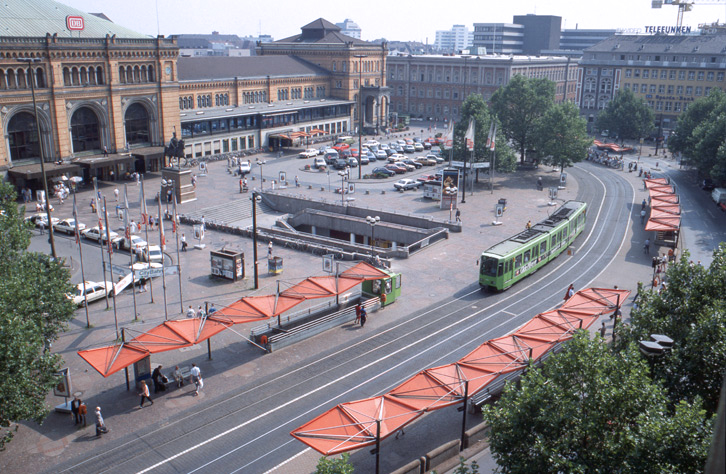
[0,182,76,448]
[534,101,592,172]
[483,332,713,474]
[595,88,655,143]
[490,75,555,163]
[315,453,354,474]
[615,245,726,414]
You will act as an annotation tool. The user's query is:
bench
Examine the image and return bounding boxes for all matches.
[160,365,192,390]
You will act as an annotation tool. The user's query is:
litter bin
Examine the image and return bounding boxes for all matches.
[268,256,283,275]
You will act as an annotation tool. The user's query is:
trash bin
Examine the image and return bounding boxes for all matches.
[268,256,283,275]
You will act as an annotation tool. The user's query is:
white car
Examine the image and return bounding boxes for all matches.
[394,178,422,191]
[414,143,424,152]
[138,244,163,263]
[403,144,415,153]
[68,281,113,306]
[299,149,318,159]
[25,213,59,228]
[376,150,388,160]
[54,218,86,235]
[238,160,252,175]
[130,262,163,282]
[112,234,148,252]
[82,226,119,243]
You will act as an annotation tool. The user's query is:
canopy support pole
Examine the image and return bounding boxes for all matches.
[460,380,469,451]
[122,328,130,391]
[375,418,381,474]
[207,338,212,360]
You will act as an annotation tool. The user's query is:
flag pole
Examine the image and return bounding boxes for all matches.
[103,196,119,338]
[158,197,169,320]
[140,176,154,303]
[123,184,139,320]
[93,177,110,309]
[173,193,184,313]
[72,190,90,328]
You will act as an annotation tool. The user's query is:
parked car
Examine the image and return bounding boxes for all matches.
[67,281,113,306]
[388,153,405,163]
[313,156,327,169]
[82,226,119,243]
[403,158,423,169]
[299,149,318,158]
[25,213,59,228]
[334,158,349,170]
[347,157,359,167]
[403,144,415,153]
[416,156,437,166]
[394,178,422,191]
[139,244,163,263]
[427,153,445,164]
[371,167,396,177]
[376,150,388,160]
[54,218,86,235]
[366,151,377,162]
[112,234,148,252]
[385,163,407,174]
[423,141,432,150]
[702,179,716,191]
[384,148,396,157]
[417,174,437,183]
[238,160,252,175]
[318,145,330,155]
[413,143,424,152]
[359,155,370,165]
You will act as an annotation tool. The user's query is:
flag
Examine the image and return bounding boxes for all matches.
[464,118,475,151]
[485,122,494,149]
[442,120,455,149]
[172,194,178,234]
[103,199,113,255]
[158,200,166,252]
[490,124,497,152]
[139,185,148,225]
[92,177,103,229]
[123,184,130,239]
[72,192,80,245]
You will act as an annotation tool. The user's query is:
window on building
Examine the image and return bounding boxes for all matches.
[705,87,712,95]
[697,71,704,81]
[625,69,632,78]
[674,102,682,112]
[634,69,641,78]
[695,86,702,96]
[665,101,672,111]
[658,85,665,93]
[667,85,674,94]
[656,101,663,111]
[444,89,450,99]
[669,70,676,80]
[643,69,650,79]
[641,84,648,93]
[686,86,693,95]
[676,85,683,94]
[661,70,667,79]
[707,72,714,81]
[688,71,695,80]
[717,72,724,81]
[435,88,441,98]
[678,71,685,80]
[410,86,416,96]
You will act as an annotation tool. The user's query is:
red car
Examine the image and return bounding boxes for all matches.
[417,174,436,183]
[385,163,407,174]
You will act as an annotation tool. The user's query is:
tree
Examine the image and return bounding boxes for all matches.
[453,95,517,173]
[0,182,76,448]
[534,101,592,172]
[483,331,713,474]
[490,75,555,163]
[615,245,726,414]
[595,88,654,143]
[315,453,354,474]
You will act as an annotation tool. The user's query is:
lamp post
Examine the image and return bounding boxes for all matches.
[160,177,175,212]
[338,168,349,208]
[354,54,367,179]
[366,215,380,250]
[251,191,262,290]
[256,159,266,189]
[18,57,57,260]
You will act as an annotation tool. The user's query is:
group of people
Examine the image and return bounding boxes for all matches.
[587,149,624,169]
[185,304,215,319]
[139,362,205,409]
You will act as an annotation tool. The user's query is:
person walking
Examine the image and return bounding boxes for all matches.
[186,305,196,318]
[90,198,96,214]
[138,380,153,407]
[455,208,461,223]
[114,188,119,202]
[359,306,367,327]
[380,291,387,308]
[640,209,646,224]
[295,175,300,187]
[537,176,543,191]
[197,305,206,319]
[600,321,607,338]
[354,303,362,325]
[78,401,87,426]
[181,233,188,252]
[152,365,165,393]
[190,363,202,396]
[564,284,575,301]
[526,220,532,230]
[71,395,82,424]
[38,220,45,235]
[641,198,647,210]
[95,407,108,436]
[268,241,273,258]
[644,238,650,254]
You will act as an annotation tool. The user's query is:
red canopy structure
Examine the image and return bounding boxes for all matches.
[211,294,306,324]
[340,262,391,281]
[292,287,630,458]
[77,343,149,378]
[644,178,670,189]
[281,276,362,300]
[127,318,231,353]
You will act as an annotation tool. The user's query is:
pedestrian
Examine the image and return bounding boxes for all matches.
[640,209,646,224]
[95,407,108,436]
[200,215,205,232]
[564,284,575,301]
[668,248,675,262]
[295,175,300,187]
[78,401,87,426]
[268,241,273,258]
[197,305,206,319]
[38,220,45,235]
[455,208,461,223]
[208,303,217,314]
[71,395,82,424]
[103,146,109,157]
[114,188,119,202]
[190,363,202,396]
[526,220,532,230]
[641,198,647,210]
[600,320,607,338]
[173,366,184,388]
[166,189,172,203]
[148,215,154,229]
[181,233,187,252]
[354,303,362,325]
[239,178,244,193]
[139,279,147,293]
[97,190,102,201]
[537,176,543,191]
[90,198,96,214]
[186,305,196,318]
[359,306,367,327]
[191,174,197,189]
[138,380,153,407]
[644,238,650,254]
[152,365,165,393]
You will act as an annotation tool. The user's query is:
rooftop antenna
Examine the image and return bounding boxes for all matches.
[155,0,160,36]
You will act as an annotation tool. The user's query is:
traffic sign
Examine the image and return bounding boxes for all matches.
[164,265,179,276]
[105,262,130,276]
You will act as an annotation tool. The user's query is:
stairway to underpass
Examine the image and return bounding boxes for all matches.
[179,198,275,228]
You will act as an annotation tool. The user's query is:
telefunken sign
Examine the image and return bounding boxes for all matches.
[644,25,692,34]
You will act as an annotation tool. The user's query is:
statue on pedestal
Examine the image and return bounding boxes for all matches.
[165,132,188,168]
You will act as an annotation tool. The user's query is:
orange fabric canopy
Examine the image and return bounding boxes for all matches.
[340,262,390,281]
[281,276,362,299]
[645,215,681,231]
[309,128,326,135]
[212,294,306,324]
[644,178,670,189]
[651,203,680,215]
[651,194,680,205]
[77,343,149,378]
[560,288,630,315]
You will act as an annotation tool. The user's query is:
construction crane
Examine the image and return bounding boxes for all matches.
[652,0,726,28]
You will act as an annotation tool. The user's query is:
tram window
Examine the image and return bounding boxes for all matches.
[514,254,522,269]
[481,257,498,277]
[506,260,512,273]
[532,245,538,258]
[523,250,531,263]
[552,236,557,247]
[540,241,547,254]
[497,263,503,276]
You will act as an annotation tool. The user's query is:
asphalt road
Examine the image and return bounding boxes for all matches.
[49,164,634,474]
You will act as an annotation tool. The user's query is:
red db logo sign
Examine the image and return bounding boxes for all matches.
[66,16,85,31]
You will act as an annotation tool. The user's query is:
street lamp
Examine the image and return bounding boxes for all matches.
[366,215,380,250]
[160,177,175,212]
[354,54,367,180]
[251,191,262,289]
[256,159,266,190]
[338,168,349,208]
[18,57,57,260]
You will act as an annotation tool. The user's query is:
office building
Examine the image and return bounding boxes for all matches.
[434,25,474,53]
[472,23,524,55]
[336,19,361,39]
[512,15,562,55]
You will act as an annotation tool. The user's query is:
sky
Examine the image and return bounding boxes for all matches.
[60,0,726,42]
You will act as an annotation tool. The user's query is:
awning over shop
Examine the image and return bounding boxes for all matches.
[75,154,135,170]
[289,131,310,139]
[8,161,81,180]
[269,134,291,140]
[309,128,326,135]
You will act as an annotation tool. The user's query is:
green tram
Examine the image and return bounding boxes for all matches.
[479,200,587,291]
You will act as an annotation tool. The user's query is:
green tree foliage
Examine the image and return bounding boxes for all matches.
[315,453,354,474]
[483,331,712,474]
[595,88,655,143]
[615,246,726,414]
[490,75,555,163]
[669,89,726,182]
[0,182,76,448]
[534,101,592,171]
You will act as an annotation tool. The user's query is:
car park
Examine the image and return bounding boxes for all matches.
[402,158,423,169]
[360,155,370,165]
[113,234,148,252]
[82,226,119,243]
[371,167,396,177]
[25,213,59,228]
[347,157,359,167]
[397,161,416,172]
[423,141,432,149]
[394,178,422,191]
[388,153,405,162]
[427,153,445,164]
[67,281,113,306]
[366,151,377,162]
[363,140,380,148]
[384,148,395,156]
[324,151,339,164]
[318,145,329,155]
[385,163,407,174]
[334,158,349,170]
[299,149,318,158]
[54,218,86,235]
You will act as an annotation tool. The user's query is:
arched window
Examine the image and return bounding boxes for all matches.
[125,103,150,145]
[148,65,154,82]
[71,67,79,85]
[118,66,125,84]
[197,95,202,108]
[141,65,148,82]
[96,66,104,85]
[80,67,88,85]
[0,69,6,90]
[133,66,140,83]
[7,69,16,89]
[8,112,41,163]
[70,107,101,152]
